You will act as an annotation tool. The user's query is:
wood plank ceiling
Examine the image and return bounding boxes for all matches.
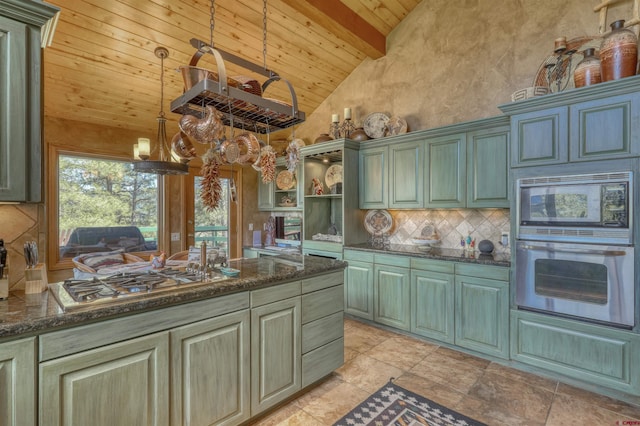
[43,0,422,139]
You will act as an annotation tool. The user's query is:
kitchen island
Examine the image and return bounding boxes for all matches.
[0,255,346,426]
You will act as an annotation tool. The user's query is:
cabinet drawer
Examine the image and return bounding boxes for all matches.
[511,310,640,394]
[250,280,301,307]
[410,257,454,274]
[455,263,509,281]
[373,253,410,268]
[302,312,343,353]
[40,292,250,361]
[302,285,344,324]
[302,337,344,388]
[302,271,343,293]
[344,249,374,263]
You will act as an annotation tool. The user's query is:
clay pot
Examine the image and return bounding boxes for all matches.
[574,48,602,88]
[600,20,638,82]
[314,133,333,144]
[348,127,369,142]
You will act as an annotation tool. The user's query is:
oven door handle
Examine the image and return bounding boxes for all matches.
[519,244,627,256]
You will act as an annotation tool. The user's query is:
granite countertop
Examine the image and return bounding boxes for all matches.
[344,243,511,267]
[0,255,346,340]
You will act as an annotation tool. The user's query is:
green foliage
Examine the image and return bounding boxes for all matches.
[194,176,230,249]
[58,155,158,235]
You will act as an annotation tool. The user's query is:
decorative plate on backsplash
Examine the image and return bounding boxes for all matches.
[364,209,393,235]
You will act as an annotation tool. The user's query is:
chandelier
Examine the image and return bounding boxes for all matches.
[133,47,189,175]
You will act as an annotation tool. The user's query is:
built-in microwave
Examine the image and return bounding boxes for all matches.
[517,171,632,244]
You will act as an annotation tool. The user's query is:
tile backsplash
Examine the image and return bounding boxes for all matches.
[386,209,511,254]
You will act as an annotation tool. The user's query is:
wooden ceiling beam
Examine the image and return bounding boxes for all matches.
[279,0,386,59]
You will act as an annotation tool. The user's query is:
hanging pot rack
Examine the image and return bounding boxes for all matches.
[170,38,305,134]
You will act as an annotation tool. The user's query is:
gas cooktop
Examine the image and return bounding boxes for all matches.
[49,269,229,311]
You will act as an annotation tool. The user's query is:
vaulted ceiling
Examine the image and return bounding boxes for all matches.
[43,0,422,138]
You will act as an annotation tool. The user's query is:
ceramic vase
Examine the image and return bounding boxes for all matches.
[600,19,638,82]
[574,48,602,88]
[348,127,369,142]
[314,133,333,144]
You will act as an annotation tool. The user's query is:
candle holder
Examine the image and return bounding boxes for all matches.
[339,118,356,138]
[544,46,577,93]
[329,122,341,139]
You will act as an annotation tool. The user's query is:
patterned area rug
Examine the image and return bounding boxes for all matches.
[333,380,486,426]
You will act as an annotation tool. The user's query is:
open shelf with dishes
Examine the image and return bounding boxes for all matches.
[300,140,368,254]
[258,157,303,211]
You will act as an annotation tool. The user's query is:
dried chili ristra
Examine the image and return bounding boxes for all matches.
[260,145,276,183]
[200,148,223,211]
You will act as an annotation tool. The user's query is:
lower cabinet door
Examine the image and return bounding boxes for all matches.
[39,332,170,426]
[411,270,454,344]
[455,275,509,359]
[0,337,36,426]
[344,260,374,320]
[374,265,410,330]
[251,297,301,415]
[170,310,250,426]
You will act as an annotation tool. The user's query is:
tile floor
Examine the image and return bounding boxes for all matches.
[253,317,640,426]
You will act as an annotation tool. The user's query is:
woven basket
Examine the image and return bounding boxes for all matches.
[72,252,146,274]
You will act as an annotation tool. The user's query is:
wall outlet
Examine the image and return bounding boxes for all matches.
[248,223,253,231]
[170,232,180,242]
[501,232,509,246]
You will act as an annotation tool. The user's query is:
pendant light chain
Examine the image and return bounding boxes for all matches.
[157,48,167,161]
[214,0,216,47]
[262,0,268,70]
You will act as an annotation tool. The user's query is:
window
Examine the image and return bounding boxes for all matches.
[56,153,160,259]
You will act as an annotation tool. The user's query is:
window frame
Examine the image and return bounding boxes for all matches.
[47,145,164,271]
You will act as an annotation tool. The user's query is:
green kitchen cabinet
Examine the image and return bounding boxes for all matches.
[301,271,344,387]
[425,133,466,208]
[250,286,301,415]
[373,254,411,331]
[454,264,510,359]
[359,145,388,209]
[257,176,276,210]
[0,337,37,426]
[0,1,58,202]
[170,310,251,426]
[40,332,171,426]
[508,106,568,167]
[389,140,424,208]
[500,76,640,167]
[569,92,640,161]
[344,249,374,320]
[511,310,640,395]
[466,125,510,208]
[410,258,455,344]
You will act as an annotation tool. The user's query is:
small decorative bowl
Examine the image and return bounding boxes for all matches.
[511,86,549,102]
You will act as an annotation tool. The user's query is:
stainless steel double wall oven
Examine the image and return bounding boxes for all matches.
[515,170,635,328]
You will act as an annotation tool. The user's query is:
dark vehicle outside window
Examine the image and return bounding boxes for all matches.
[60,226,157,258]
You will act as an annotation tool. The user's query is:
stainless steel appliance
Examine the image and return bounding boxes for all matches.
[49,270,228,311]
[515,171,635,327]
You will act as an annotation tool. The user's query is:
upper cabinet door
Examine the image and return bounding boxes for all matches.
[389,140,424,208]
[510,106,568,167]
[0,16,29,201]
[425,133,466,208]
[570,93,640,162]
[359,146,388,209]
[467,126,510,208]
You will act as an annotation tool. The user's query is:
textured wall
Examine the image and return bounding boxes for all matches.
[294,0,629,141]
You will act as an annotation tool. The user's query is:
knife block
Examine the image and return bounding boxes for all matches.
[0,276,8,300]
[25,263,48,294]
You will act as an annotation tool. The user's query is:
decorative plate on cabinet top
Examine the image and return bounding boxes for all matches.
[276,170,296,190]
[386,116,408,136]
[325,164,343,188]
[363,112,390,139]
[364,209,393,235]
